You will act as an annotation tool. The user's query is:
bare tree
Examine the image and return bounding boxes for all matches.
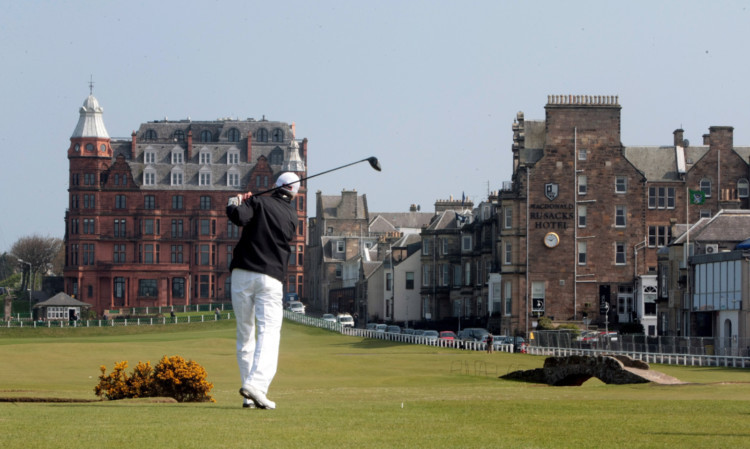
[10,235,63,294]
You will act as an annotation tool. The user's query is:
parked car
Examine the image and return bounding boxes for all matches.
[422,330,439,341]
[458,328,490,342]
[439,330,457,341]
[366,323,387,333]
[491,335,510,350]
[287,301,305,314]
[336,314,354,327]
[386,325,401,334]
[402,328,415,335]
[505,336,527,353]
[413,329,425,336]
[322,313,337,323]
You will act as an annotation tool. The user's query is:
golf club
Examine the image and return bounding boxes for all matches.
[252,156,381,196]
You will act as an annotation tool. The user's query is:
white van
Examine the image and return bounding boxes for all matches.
[337,314,354,327]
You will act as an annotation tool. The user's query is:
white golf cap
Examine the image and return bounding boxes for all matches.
[275,172,300,196]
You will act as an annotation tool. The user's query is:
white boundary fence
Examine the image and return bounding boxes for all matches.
[4,312,235,328]
[529,330,750,368]
[284,311,516,352]
[526,346,750,368]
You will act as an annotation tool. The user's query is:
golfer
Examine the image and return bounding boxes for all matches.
[226,172,299,410]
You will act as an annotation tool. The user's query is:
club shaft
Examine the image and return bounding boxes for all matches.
[252,157,375,196]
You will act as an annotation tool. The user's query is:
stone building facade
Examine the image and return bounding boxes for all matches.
[500,95,750,338]
[304,190,373,313]
[64,93,307,315]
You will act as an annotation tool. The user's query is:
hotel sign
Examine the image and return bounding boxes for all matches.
[544,183,559,201]
[531,183,574,229]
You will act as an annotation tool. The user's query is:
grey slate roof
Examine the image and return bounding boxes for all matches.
[106,115,302,191]
[362,261,382,279]
[33,292,93,308]
[319,194,368,219]
[424,209,464,231]
[369,212,433,232]
[524,120,546,150]
[690,210,750,242]
[672,210,750,244]
[517,112,750,182]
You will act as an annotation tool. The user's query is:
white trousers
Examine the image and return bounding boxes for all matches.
[231,269,283,395]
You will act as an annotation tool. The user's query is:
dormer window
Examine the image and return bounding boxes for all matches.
[227,149,240,165]
[227,167,240,187]
[269,148,284,165]
[171,167,184,186]
[144,129,157,141]
[143,167,156,186]
[173,130,185,142]
[171,148,184,164]
[199,150,212,165]
[272,128,284,142]
[144,150,156,164]
[256,128,268,143]
[199,167,212,186]
[200,130,212,142]
[228,128,240,142]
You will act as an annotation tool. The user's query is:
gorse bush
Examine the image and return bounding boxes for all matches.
[151,355,214,402]
[94,355,214,402]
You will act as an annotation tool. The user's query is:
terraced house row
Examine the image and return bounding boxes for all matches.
[305,95,750,348]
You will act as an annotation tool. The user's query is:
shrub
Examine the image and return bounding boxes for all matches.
[535,316,555,330]
[94,361,131,400]
[151,355,214,403]
[94,355,214,402]
[556,323,581,337]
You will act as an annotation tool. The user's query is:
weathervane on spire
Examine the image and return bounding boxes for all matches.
[89,75,95,95]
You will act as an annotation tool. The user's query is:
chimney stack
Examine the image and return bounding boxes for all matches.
[673,129,684,147]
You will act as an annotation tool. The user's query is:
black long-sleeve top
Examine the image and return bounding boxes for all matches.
[226,191,297,283]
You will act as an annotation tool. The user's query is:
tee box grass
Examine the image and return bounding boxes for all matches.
[0,320,749,449]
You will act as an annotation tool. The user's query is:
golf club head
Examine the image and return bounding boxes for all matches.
[367,157,382,171]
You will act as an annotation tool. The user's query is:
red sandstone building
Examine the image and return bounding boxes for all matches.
[500,95,750,337]
[64,93,307,315]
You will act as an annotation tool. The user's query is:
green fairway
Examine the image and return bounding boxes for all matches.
[1,321,749,449]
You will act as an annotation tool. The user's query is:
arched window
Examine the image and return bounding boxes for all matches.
[738,178,749,198]
[700,178,712,197]
[200,130,213,142]
[173,130,185,142]
[272,128,284,142]
[227,128,241,142]
[144,129,157,141]
[269,148,284,165]
[256,128,268,143]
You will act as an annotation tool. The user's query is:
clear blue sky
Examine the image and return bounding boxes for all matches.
[2,0,749,252]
